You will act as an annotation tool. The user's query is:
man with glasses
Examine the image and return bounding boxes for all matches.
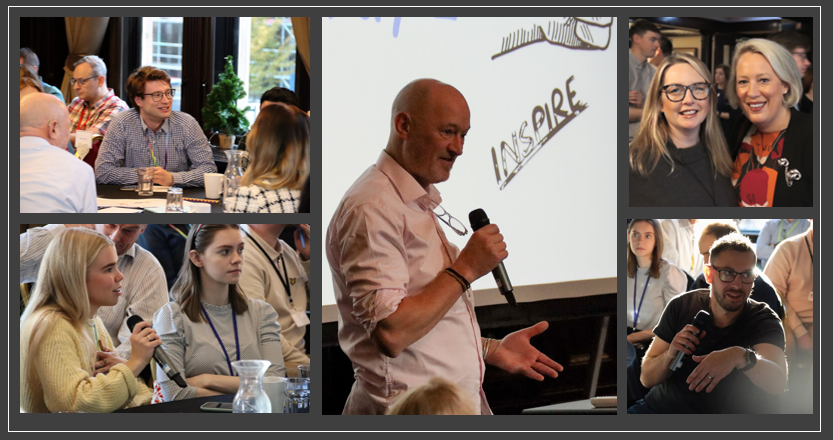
[326,79,562,415]
[96,66,216,187]
[630,233,787,414]
[67,56,129,169]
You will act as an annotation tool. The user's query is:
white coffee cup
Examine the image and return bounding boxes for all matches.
[204,173,224,199]
[262,377,288,413]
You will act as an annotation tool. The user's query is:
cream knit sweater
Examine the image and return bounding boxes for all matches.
[20,315,152,413]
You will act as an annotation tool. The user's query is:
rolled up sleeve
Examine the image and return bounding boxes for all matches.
[337,203,409,334]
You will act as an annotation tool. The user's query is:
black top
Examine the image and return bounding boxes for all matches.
[645,289,785,414]
[629,141,736,207]
[690,272,784,320]
[798,95,813,115]
[728,108,813,207]
[715,87,743,138]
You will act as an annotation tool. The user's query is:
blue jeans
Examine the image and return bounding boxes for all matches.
[627,399,660,414]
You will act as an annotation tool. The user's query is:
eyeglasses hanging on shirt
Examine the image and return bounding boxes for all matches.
[432,204,468,236]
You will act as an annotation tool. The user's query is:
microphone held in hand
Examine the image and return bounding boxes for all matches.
[668,310,712,376]
[469,209,516,306]
[127,315,187,388]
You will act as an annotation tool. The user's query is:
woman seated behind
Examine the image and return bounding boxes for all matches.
[20,64,44,100]
[629,53,736,207]
[20,228,161,413]
[726,39,812,207]
[227,104,310,213]
[154,224,286,401]
[626,219,688,348]
[625,219,688,407]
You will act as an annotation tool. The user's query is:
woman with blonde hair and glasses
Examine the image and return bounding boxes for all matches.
[726,38,812,207]
[20,228,161,413]
[629,53,736,207]
[153,224,286,402]
[227,104,310,213]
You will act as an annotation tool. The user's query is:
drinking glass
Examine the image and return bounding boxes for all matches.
[284,377,310,413]
[165,188,184,213]
[136,168,154,196]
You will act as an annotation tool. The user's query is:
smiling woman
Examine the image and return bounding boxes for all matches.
[726,39,813,207]
[629,53,736,207]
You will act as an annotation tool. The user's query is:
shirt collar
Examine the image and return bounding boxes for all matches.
[86,89,115,110]
[140,112,170,134]
[629,50,650,69]
[119,243,138,261]
[375,150,443,210]
[240,224,282,260]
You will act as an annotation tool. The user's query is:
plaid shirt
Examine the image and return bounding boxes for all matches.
[95,109,217,187]
[68,89,129,135]
[227,185,301,213]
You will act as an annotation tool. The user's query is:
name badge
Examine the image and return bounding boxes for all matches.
[75,130,93,160]
[290,308,310,327]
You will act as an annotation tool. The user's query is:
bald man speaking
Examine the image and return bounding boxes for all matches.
[326,79,562,415]
[20,93,97,213]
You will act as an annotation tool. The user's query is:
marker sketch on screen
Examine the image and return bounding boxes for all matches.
[493,17,613,59]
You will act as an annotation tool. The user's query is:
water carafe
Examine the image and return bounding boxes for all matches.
[231,360,272,413]
[223,150,246,213]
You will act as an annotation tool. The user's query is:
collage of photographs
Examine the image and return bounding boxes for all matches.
[13,11,818,432]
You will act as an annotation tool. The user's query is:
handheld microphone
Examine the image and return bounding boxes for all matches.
[668,310,711,376]
[127,315,187,388]
[468,209,516,306]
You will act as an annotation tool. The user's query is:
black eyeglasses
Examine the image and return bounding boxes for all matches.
[140,90,176,102]
[70,76,99,86]
[661,82,711,102]
[433,204,468,236]
[707,265,757,284]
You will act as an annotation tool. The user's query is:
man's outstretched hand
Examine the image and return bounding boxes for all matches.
[487,321,564,381]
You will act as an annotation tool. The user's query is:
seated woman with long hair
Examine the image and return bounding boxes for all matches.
[625,219,687,407]
[20,228,161,413]
[726,39,812,207]
[227,104,310,213]
[629,53,736,207]
[153,224,286,401]
[20,64,44,100]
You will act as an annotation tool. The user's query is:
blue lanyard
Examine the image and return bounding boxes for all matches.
[632,272,650,330]
[201,304,240,376]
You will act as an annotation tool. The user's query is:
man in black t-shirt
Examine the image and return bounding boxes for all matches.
[629,233,787,414]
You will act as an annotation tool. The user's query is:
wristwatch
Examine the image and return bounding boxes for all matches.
[738,347,758,372]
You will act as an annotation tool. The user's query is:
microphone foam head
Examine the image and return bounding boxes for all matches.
[692,310,712,331]
[469,208,490,231]
[126,315,144,333]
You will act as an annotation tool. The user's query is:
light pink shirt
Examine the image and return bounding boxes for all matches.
[326,151,488,415]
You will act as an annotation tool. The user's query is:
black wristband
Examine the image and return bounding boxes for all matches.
[444,268,471,293]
